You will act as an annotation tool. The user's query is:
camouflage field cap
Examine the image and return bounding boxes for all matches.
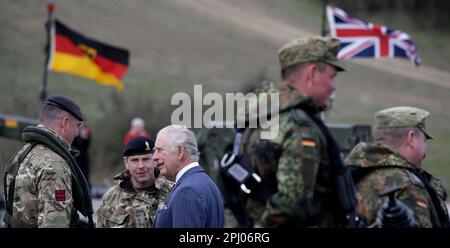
[375,106,433,139]
[278,37,346,71]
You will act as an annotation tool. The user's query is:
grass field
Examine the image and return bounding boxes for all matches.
[1,0,449,190]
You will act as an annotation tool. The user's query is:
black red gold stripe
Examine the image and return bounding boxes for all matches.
[48,19,129,89]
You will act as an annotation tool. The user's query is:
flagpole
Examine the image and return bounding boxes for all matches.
[40,1,55,102]
[321,0,329,36]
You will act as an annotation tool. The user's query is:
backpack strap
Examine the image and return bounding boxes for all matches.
[3,142,38,228]
[410,169,450,228]
[291,107,362,227]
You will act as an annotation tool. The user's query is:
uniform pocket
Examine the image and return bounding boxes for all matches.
[107,209,130,227]
[97,208,130,228]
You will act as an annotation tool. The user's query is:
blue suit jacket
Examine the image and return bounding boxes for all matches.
[155,166,225,228]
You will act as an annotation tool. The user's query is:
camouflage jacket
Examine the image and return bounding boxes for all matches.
[96,170,174,228]
[5,125,75,227]
[345,142,448,228]
[241,82,337,227]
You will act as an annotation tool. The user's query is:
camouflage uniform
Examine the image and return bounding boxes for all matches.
[345,106,449,228]
[96,170,174,228]
[345,142,448,227]
[241,82,338,227]
[5,125,75,227]
[234,37,347,228]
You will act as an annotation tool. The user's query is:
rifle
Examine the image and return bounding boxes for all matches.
[375,186,417,228]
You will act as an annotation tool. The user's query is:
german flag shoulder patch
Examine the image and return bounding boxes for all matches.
[301,137,316,148]
[416,198,428,209]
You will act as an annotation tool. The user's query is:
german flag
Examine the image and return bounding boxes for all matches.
[48,19,129,90]
[301,137,316,148]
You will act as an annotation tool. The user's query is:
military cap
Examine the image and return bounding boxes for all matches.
[375,106,433,139]
[278,36,346,71]
[123,136,155,157]
[44,95,85,121]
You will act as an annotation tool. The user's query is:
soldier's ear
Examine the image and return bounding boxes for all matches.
[405,130,416,148]
[305,63,316,85]
[61,116,69,129]
[123,157,129,168]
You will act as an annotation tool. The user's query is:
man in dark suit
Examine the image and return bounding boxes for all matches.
[152,125,225,228]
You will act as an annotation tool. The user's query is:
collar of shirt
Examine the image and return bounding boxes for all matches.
[176,161,199,183]
[38,124,71,150]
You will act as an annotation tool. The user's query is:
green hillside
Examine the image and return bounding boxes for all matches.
[1,0,449,191]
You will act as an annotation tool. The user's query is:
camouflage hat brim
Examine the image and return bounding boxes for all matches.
[326,60,346,72]
[418,125,434,140]
[278,37,347,71]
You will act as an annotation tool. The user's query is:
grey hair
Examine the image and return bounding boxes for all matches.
[39,104,70,126]
[158,125,200,161]
[374,127,422,148]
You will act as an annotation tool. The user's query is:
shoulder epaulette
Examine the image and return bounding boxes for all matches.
[290,108,313,127]
[405,170,425,188]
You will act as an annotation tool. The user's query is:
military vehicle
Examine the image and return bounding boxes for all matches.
[326,122,372,157]
[196,122,373,180]
[0,114,39,140]
[196,121,372,227]
[0,114,39,227]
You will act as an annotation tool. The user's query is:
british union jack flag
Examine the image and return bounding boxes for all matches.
[327,5,421,66]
